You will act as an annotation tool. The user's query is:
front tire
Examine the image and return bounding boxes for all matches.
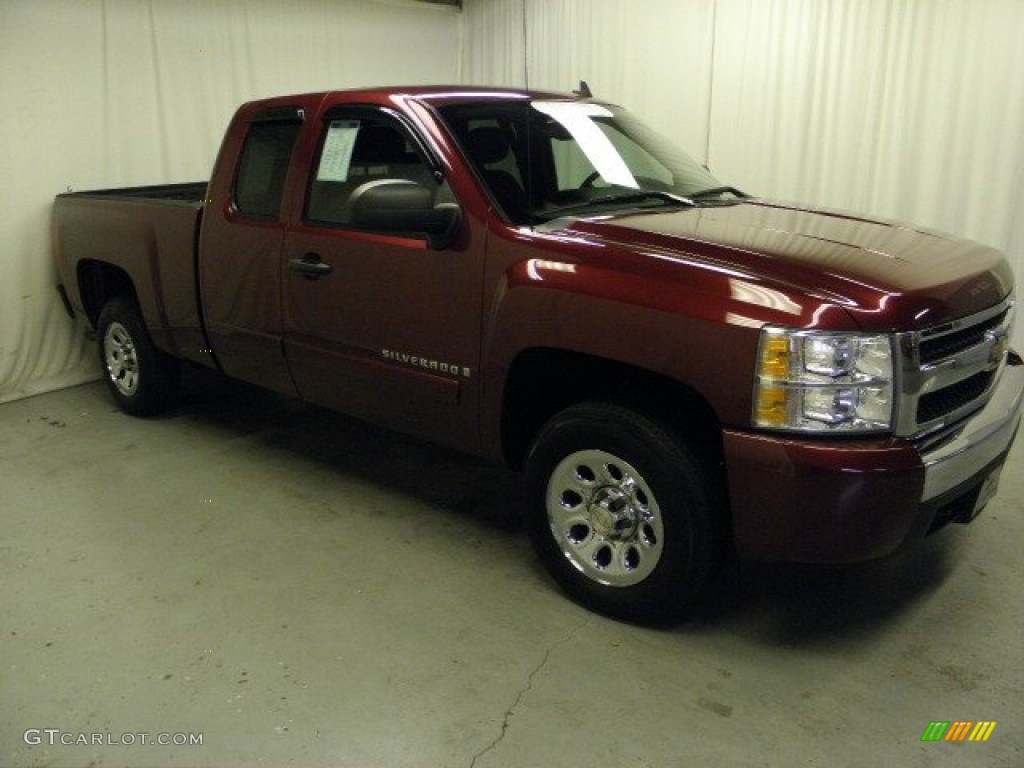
[96,297,180,416]
[525,402,720,623]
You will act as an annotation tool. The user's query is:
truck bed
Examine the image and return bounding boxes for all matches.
[57,181,209,204]
[52,182,210,364]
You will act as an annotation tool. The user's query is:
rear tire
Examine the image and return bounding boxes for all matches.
[524,402,720,623]
[96,297,180,416]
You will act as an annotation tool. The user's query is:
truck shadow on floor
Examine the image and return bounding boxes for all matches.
[689,536,964,645]
[175,366,525,534]
[173,367,966,640]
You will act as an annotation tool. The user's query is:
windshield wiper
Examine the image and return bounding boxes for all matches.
[689,185,748,200]
[542,190,695,218]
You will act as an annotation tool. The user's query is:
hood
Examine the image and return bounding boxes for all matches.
[557,200,1014,332]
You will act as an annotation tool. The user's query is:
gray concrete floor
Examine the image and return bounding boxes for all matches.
[3,373,1022,768]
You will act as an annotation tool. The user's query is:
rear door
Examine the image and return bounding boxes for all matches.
[281,105,484,449]
[199,105,306,394]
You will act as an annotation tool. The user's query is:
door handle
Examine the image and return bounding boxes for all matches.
[288,253,333,279]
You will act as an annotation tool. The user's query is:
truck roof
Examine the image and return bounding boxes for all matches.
[239,85,579,111]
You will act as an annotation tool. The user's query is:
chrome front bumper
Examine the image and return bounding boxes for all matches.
[920,355,1024,503]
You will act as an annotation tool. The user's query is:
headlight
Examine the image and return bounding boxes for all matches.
[753,328,895,433]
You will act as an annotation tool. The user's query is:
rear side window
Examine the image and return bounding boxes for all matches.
[234,117,302,218]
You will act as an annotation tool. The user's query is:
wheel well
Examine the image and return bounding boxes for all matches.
[501,348,724,472]
[77,261,136,326]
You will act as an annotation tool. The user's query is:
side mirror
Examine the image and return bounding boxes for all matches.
[348,179,462,250]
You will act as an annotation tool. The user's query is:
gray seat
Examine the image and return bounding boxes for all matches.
[465,127,529,220]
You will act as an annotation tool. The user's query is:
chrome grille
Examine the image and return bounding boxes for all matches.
[916,370,994,424]
[895,296,1015,437]
[918,308,1009,365]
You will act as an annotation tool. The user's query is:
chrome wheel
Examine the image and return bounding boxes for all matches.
[96,297,180,416]
[545,449,664,587]
[527,402,721,622]
[103,321,139,397]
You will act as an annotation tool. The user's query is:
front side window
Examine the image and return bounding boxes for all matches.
[234,118,301,218]
[306,114,435,227]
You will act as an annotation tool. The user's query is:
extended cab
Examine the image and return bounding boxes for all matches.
[53,86,1023,621]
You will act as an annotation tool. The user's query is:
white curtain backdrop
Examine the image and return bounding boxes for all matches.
[458,0,526,87]
[461,0,1024,349]
[3,0,1023,403]
[460,0,715,156]
[0,0,460,403]
[708,0,1024,290]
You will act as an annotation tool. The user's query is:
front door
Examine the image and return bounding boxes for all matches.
[281,107,483,450]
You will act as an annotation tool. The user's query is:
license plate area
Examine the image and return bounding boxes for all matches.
[971,465,1004,517]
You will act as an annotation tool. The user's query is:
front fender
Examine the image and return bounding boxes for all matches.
[481,257,760,445]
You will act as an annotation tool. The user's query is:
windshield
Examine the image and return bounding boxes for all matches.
[438,99,737,224]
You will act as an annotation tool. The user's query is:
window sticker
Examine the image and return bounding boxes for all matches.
[317,120,361,182]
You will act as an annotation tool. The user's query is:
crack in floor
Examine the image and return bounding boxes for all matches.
[468,617,590,768]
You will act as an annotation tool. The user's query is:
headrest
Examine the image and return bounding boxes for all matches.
[353,125,410,164]
[465,127,512,165]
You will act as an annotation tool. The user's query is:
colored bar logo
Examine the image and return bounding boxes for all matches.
[921,721,997,742]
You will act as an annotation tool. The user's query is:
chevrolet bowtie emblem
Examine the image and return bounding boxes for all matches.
[986,329,1008,366]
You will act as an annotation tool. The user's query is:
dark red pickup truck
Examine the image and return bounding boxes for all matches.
[53,86,1023,621]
